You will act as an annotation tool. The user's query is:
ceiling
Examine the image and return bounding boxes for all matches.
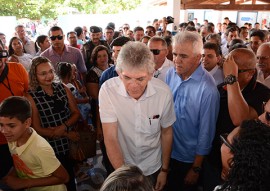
[150,0,270,10]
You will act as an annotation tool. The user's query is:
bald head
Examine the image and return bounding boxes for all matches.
[257,42,270,74]
[230,48,256,69]
[257,42,270,54]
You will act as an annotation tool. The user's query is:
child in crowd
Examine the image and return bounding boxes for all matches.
[0,96,69,191]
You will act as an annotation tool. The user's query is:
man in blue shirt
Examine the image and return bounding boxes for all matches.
[165,31,220,191]
[99,36,130,87]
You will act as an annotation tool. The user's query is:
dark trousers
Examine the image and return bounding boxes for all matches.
[202,158,223,191]
[0,144,13,179]
[0,144,13,191]
[166,158,198,191]
[56,153,76,191]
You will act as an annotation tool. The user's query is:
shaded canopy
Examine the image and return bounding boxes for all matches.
[150,0,270,10]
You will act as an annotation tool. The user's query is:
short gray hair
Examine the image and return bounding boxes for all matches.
[172,31,203,55]
[116,41,155,74]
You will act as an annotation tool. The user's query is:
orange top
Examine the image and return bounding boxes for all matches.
[0,62,29,144]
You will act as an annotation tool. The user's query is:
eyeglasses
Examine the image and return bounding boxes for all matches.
[150,49,166,55]
[36,69,54,77]
[220,133,235,151]
[145,31,154,34]
[238,68,255,74]
[262,102,270,122]
[123,27,129,30]
[256,56,270,61]
[50,35,63,41]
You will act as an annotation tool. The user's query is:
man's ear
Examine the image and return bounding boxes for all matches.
[24,117,32,128]
[117,71,122,79]
[196,54,202,63]
[217,55,222,63]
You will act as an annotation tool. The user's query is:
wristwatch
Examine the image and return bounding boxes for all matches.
[224,74,238,85]
[192,166,202,174]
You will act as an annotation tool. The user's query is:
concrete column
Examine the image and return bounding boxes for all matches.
[167,0,180,33]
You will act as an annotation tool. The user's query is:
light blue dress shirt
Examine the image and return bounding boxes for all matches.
[166,64,220,163]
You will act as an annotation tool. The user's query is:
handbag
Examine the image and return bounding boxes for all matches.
[72,121,97,160]
[70,141,86,162]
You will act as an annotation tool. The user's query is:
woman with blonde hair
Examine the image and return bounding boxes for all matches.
[25,56,80,191]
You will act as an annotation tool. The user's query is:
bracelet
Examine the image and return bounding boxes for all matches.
[160,167,169,173]
[63,122,70,133]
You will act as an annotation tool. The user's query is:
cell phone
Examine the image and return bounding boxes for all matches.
[0,50,8,58]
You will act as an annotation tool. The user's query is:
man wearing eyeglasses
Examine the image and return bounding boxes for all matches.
[203,48,270,191]
[41,26,87,82]
[104,26,115,46]
[165,31,220,191]
[148,37,173,82]
[256,42,270,88]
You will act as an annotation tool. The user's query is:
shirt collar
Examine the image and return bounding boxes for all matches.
[8,128,36,156]
[174,63,204,82]
[209,65,219,75]
[48,45,68,56]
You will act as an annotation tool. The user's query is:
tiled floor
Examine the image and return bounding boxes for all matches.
[75,142,107,191]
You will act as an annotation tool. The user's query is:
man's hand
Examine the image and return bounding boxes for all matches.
[154,171,167,191]
[184,168,199,185]
[223,55,238,77]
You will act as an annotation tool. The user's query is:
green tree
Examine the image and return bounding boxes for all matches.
[0,0,141,19]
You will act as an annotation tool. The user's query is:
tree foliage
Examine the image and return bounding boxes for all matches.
[0,0,141,19]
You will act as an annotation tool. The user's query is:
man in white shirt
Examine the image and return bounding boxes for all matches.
[99,41,176,191]
[221,27,239,57]
[15,25,36,56]
[257,42,270,88]
[202,42,224,85]
[148,37,174,82]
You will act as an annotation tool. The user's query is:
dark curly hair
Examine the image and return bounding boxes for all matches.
[90,45,112,66]
[221,120,270,191]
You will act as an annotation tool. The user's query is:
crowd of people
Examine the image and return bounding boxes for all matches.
[0,15,270,191]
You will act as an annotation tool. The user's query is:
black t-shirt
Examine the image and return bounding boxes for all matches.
[208,76,270,170]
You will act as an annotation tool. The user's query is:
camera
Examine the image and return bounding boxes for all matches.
[0,50,8,58]
[166,16,174,24]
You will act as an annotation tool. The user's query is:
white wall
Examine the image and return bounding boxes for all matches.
[0,16,17,44]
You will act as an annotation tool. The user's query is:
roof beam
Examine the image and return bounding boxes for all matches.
[183,4,270,10]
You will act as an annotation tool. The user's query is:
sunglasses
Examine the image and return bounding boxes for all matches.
[50,35,63,41]
[150,49,166,55]
[262,102,270,122]
[238,68,254,74]
[220,133,235,151]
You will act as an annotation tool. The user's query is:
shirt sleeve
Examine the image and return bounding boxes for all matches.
[160,89,176,128]
[76,50,87,73]
[196,86,220,155]
[99,83,118,123]
[36,142,61,176]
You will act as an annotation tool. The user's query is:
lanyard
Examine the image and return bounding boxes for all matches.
[1,76,14,96]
